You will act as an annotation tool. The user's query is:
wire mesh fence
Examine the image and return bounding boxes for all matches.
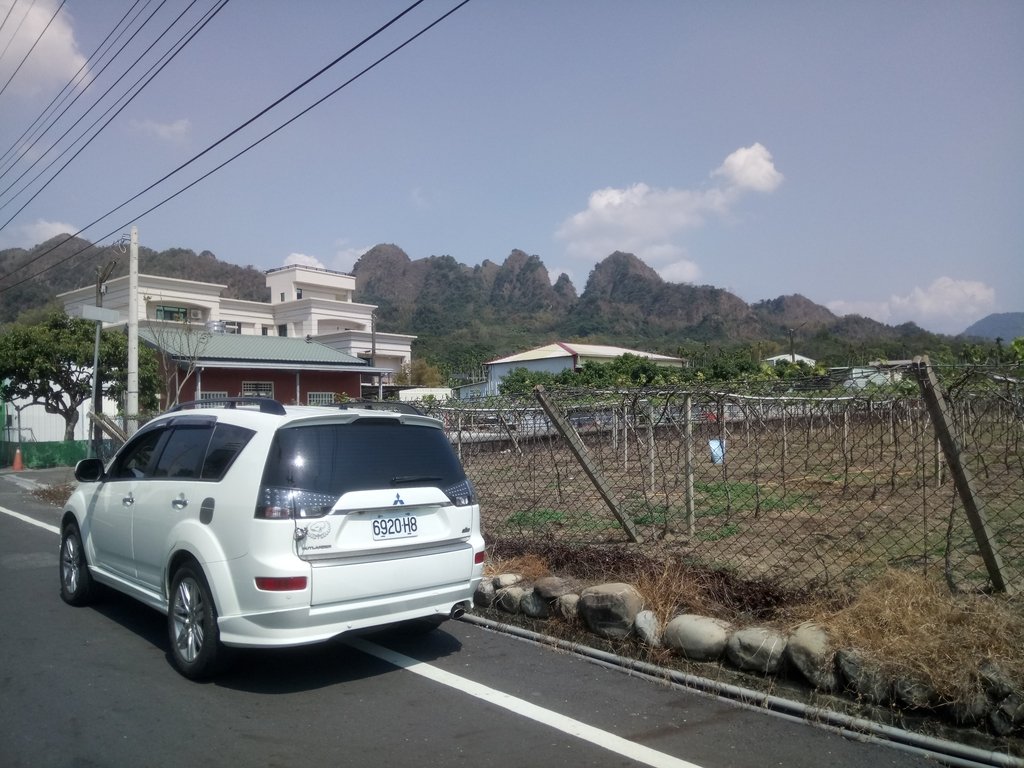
[417,361,1024,595]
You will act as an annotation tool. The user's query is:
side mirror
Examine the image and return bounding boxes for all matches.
[74,458,106,483]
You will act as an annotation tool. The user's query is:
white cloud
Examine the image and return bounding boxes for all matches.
[827,277,997,334]
[0,218,78,248]
[332,240,372,272]
[556,143,782,283]
[711,143,784,193]
[129,118,191,142]
[0,1,89,97]
[284,252,325,268]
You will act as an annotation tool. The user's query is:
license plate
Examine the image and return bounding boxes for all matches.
[371,514,418,541]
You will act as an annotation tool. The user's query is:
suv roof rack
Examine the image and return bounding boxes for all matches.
[335,400,423,415]
[168,397,287,415]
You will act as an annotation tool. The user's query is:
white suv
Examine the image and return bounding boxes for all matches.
[60,398,486,679]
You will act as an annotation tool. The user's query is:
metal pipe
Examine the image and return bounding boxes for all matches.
[459,614,1020,768]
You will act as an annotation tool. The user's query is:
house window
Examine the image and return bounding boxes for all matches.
[242,382,274,398]
[296,288,303,299]
[223,321,241,334]
[155,305,188,321]
[280,292,285,302]
[261,327,269,336]
[277,324,287,337]
[307,392,337,406]
[198,391,228,406]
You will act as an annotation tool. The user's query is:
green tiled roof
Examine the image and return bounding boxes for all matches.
[138,327,367,367]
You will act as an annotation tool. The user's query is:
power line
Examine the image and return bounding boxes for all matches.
[0,0,471,294]
[0,0,151,178]
[0,0,210,218]
[0,0,66,100]
[0,0,36,68]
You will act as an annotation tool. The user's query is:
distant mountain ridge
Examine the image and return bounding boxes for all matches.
[962,313,1024,340]
[0,235,973,369]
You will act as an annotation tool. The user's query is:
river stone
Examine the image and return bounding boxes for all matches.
[945,690,991,726]
[633,610,661,648]
[554,593,579,622]
[726,627,787,674]
[893,677,940,710]
[495,586,527,614]
[494,573,524,588]
[663,614,732,660]
[521,589,550,618]
[578,583,644,639]
[534,576,576,600]
[474,578,496,608]
[988,692,1023,737]
[786,621,838,692]
[837,648,891,705]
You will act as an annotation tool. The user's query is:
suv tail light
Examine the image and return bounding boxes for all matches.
[256,487,335,520]
[443,479,477,507]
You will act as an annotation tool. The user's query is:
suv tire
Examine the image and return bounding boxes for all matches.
[60,522,97,606]
[168,563,224,679]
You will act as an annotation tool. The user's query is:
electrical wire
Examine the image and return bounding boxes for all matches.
[0,0,472,294]
[0,0,210,219]
[0,0,65,100]
[0,0,152,179]
[0,0,36,68]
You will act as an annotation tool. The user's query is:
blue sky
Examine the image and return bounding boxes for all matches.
[0,0,1021,335]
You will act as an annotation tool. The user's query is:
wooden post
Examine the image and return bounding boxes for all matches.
[913,357,1012,594]
[534,386,639,542]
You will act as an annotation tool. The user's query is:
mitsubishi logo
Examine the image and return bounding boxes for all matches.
[393,493,405,506]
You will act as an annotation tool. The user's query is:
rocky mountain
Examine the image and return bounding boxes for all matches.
[2,235,963,371]
[962,313,1024,340]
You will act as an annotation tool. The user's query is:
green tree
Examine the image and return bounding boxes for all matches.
[0,312,159,440]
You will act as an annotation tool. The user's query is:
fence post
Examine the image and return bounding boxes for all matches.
[912,356,1012,594]
[683,393,695,536]
[533,386,639,542]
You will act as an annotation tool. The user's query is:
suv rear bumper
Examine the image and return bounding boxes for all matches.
[217,577,481,647]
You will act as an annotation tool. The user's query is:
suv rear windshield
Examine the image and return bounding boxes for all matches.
[260,420,466,496]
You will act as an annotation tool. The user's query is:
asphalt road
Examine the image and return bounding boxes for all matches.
[0,468,943,768]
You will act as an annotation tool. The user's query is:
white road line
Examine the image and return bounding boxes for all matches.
[5,507,704,768]
[347,636,706,768]
[0,505,59,534]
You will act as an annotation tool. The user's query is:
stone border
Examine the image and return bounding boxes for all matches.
[475,574,1024,741]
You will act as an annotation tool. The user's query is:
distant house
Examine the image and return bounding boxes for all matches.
[57,263,414,404]
[1,264,415,450]
[764,353,816,367]
[137,327,384,406]
[476,342,684,397]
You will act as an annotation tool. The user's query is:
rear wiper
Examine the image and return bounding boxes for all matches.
[391,475,442,484]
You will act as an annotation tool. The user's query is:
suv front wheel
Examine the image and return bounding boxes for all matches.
[168,563,224,679]
[60,522,97,606]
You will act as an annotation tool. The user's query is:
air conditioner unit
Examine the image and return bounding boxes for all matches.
[190,309,202,320]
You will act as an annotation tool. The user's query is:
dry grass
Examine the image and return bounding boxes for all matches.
[484,539,1024,705]
[819,569,1024,701]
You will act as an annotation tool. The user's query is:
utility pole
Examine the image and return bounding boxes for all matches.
[127,226,139,435]
[91,259,118,457]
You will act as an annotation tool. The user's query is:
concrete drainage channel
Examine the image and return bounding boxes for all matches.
[459,614,1022,768]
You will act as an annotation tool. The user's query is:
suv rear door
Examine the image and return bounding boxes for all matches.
[258,415,477,604]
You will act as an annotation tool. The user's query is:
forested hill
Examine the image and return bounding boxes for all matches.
[2,235,953,369]
[0,235,268,323]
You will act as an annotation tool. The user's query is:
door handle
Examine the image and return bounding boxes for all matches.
[122,492,134,507]
[172,493,188,510]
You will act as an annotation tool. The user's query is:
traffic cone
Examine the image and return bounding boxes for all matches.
[13,447,24,472]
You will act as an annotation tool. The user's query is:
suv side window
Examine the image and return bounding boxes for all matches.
[201,423,256,480]
[108,428,167,479]
[152,424,214,479]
